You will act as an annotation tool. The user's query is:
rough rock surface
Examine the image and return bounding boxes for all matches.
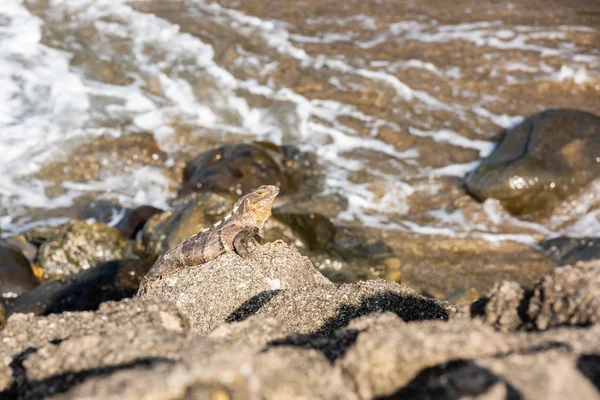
[138,243,335,333]
[1,245,599,399]
[255,280,452,334]
[474,260,600,331]
[464,109,600,218]
[0,299,187,394]
[37,221,128,280]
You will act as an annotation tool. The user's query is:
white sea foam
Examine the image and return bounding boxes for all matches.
[409,127,494,156]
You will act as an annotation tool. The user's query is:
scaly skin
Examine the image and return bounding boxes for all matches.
[137,185,279,295]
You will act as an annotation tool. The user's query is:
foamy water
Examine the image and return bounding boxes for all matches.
[0,0,598,241]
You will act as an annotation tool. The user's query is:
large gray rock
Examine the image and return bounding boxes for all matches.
[138,243,454,335]
[62,345,356,400]
[138,243,334,334]
[1,244,599,399]
[340,319,512,399]
[464,109,600,217]
[341,317,600,400]
[0,299,187,393]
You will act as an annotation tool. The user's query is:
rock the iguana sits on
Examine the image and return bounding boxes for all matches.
[137,185,279,295]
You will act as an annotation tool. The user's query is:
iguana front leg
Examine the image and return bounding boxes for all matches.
[233,227,261,257]
[253,233,265,245]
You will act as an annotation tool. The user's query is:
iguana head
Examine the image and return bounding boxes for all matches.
[235,185,280,228]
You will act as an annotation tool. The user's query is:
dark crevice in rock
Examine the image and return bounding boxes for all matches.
[492,341,572,359]
[516,288,535,330]
[469,297,489,318]
[265,329,362,363]
[4,259,148,317]
[314,291,450,336]
[576,354,600,392]
[0,347,173,400]
[225,290,281,323]
[375,359,522,400]
[263,291,449,362]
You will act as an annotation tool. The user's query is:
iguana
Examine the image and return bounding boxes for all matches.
[137,185,279,295]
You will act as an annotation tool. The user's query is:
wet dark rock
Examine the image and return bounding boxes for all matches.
[115,205,163,239]
[0,244,39,298]
[178,141,319,198]
[273,210,392,258]
[379,229,557,299]
[37,221,129,280]
[540,236,600,265]
[271,210,395,283]
[24,226,61,247]
[272,211,336,251]
[3,259,152,316]
[464,109,600,217]
[1,236,38,264]
[475,260,600,331]
[140,192,234,261]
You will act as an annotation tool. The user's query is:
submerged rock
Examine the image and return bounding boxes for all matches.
[464,109,600,218]
[540,236,600,265]
[178,141,319,198]
[0,244,39,298]
[37,132,168,184]
[37,221,128,280]
[271,210,396,283]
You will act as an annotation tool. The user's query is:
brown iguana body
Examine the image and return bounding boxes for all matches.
[137,185,279,295]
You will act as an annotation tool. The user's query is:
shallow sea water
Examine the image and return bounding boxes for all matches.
[1,0,599,294]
